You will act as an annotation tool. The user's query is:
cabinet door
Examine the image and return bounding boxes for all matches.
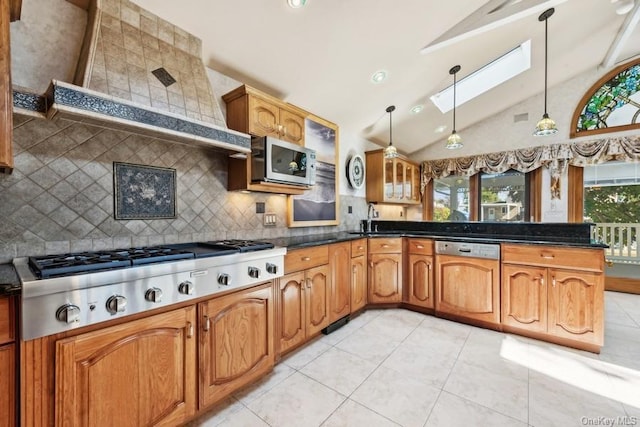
[279,108,305,145]
[55,307,196,427]
[384,158,394,200]
[278,272,307,354]
[407,254,434,309]
[547,269,604,346]
[329,242,351,323]
[0,0,12,172]
[350,255,367,313]
[199,284,274,409]
[0,344,14,427]
[502,264,547,333]
[248,96,280,137]
[435,255,500,324]
[368,253,402,303]
[394,159,404,200]
[411,164,421,203]
[305,265,330,337]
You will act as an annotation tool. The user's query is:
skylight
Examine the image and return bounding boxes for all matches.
[430,40,531,113]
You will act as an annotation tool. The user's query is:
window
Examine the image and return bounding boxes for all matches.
[433,175,470,221]
[479,169,528,222]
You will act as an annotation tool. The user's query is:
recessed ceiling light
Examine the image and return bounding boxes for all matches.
[434,125,447,133]
[410,105,424,114]
[287,0,306,8]
[371,70,387,84]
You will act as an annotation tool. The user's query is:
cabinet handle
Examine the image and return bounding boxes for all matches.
[381,244,390,248]
[539,276,544,285]
[357,246,364,250]
[552,277,556,287]
[301,256,311,261]
[416,244,424,249]
[186,322,194,338]
[540,253,555,259]
[369,261,374,268]
[203,315,210,332]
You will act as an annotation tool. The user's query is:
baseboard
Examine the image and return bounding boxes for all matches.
[605,276,640,295]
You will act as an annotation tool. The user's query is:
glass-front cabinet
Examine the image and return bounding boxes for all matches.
[366,150,421,205]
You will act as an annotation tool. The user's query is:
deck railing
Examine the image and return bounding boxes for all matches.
[592,223,640,264]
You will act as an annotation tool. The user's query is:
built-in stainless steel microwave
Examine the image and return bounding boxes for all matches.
[251,136,316,186]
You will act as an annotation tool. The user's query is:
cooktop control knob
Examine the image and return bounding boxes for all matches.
[248,267,261,279]
[266,263,278,275]
[145,287,163,303]
[218,274,231,286]
[106,295,127,315]
[55,304,81,324]
[178,281,194,295]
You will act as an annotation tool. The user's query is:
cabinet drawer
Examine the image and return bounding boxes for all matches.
[407,238,433,255]
[351,239,367,257]
[285,245,329,273]
[0,297,12,345]
[502,244,604,272]
[369,238,402,253]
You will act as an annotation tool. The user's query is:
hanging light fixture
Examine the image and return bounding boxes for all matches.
[445,65,463,150]
[534,8,558,136]
[383,105,399,159]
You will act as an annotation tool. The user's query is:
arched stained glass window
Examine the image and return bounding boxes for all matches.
[571,58,640,138]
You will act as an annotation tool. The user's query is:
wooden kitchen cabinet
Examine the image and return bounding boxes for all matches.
[0,343,14,427]
[0,296,15,427]
[199,283,274,409]
[223,84,305,145]
[368,238,403,303]
[55,306,197,427]
[502,264,548,333]
[329,242,351,322]
[365,149,421,204]
[350,239,367,313]
[435,254,500,325]
[405,239,435,309]
[1,0,14,173]
[278,246,330,355]
[502,244,604,349]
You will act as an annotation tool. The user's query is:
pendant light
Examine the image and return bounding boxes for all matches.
[383,105,398,159]
[534,8,558,136]
[445,65,463,150]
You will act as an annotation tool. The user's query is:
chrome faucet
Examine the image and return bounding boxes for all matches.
[366,203,375,233]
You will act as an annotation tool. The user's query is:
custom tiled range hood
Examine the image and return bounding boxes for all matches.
[13,0,250,154]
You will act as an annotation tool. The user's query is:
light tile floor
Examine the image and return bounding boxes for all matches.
[189,291,640,427]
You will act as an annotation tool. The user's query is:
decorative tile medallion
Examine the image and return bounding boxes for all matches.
[113,162,177,220]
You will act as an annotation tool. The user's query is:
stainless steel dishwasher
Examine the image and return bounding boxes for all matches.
[434,241,501,325]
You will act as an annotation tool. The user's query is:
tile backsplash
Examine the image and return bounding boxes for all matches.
[0,114,367,263]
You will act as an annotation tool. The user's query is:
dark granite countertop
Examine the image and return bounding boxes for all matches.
[269,225,607,250]
[0,263,21,296]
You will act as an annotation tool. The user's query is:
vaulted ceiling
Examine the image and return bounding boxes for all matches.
[131,0,640,156]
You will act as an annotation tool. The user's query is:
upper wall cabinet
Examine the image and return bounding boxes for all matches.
[365,149,421,205]
[223,85,305,146]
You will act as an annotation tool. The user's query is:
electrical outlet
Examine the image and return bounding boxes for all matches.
[263,212,277,226]
[348,205,352,214]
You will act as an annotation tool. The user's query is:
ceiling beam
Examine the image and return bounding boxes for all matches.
[602,2,640,68]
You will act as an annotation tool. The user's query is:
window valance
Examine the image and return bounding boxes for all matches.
[421,135,640,190]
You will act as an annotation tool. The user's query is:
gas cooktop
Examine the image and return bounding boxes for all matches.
[28,240,275,279]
